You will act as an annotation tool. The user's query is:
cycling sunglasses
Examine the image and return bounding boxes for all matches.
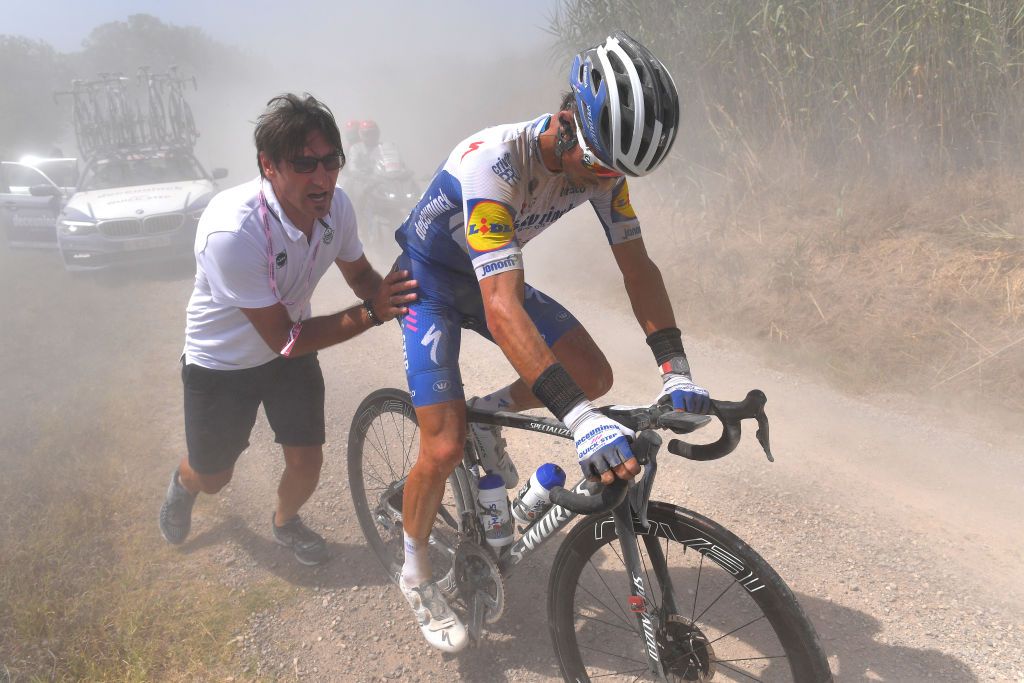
[573,113,624,178]
[288,152,345,174]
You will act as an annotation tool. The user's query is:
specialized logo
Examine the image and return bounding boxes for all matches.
[466,199,515,252]
[491,152,520,185]
[611,181,636,221]
[632,573,660,662]
[461,140,484,161]
[275,251,287,268]
[420,323,443,365]
[322,225,334,245]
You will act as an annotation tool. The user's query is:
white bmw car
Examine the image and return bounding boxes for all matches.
[56,150,227,271]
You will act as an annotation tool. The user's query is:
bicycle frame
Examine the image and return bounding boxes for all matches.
[373,404,676,679]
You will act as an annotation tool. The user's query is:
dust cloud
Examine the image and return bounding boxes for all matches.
[3,4,1023,681]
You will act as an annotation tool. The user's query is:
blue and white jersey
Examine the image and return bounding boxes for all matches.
[396,114,642,280]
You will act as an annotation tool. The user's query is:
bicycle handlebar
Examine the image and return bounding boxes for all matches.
[545,430,662,515]
[666,389,774,462]
[548,390,774,515]
[548,479,628,515]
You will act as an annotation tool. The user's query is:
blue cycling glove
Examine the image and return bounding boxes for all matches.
[565,402,635,478]
[657,356,711,414]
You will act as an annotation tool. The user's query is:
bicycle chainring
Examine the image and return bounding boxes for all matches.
[448,541,505,626]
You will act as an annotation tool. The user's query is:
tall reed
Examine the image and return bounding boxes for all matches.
[549,0,1024,185]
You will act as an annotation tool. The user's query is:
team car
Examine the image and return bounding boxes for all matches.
[55,148,226,270]
[0,157,78,247]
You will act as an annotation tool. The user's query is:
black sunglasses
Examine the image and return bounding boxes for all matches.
[288,152,345,174]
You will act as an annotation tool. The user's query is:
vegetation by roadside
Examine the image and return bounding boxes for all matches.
[0,428,291,682]
[646,170,1024,412]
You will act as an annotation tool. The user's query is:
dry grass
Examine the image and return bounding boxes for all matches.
[0,361,291,682]
[0,451,289,682]
[652,170,1024,411]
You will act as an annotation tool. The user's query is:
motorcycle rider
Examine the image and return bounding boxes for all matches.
[392,32,709,652]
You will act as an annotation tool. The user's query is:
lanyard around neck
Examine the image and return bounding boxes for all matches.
[258,186,321,310]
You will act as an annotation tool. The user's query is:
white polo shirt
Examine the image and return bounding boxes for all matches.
[183,177,363,370]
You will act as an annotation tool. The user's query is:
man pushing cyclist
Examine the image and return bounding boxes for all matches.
[392,32,710,652]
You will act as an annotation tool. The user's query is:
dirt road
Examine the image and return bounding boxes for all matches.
[3,240,1023,681]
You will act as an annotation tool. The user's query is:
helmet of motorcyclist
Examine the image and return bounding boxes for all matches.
[343,119,359,146]
[569,31,679,177]
[358,120,380,148]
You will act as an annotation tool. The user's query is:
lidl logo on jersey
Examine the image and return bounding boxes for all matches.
[611,181,637,221]
[466,199,515,252]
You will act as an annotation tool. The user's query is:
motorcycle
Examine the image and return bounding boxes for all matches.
[348,143,420,256]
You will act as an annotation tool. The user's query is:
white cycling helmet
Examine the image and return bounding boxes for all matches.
[570,31,680,177]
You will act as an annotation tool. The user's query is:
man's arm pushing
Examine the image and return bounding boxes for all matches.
[240,263,415,357]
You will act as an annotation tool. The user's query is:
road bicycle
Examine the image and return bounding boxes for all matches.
[348,387,832,681]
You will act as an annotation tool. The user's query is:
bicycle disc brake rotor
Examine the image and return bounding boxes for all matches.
[662,614,717,682]
[449,542,505,625]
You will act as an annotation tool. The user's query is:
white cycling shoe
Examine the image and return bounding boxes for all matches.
[399,576,469,653]
[467,396,519,488]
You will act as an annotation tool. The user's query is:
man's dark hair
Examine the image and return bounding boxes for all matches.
[559,90,577,113]
[254,93,342,177]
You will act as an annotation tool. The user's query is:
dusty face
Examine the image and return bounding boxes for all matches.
[262,129,340,230]
[557,112,623,190]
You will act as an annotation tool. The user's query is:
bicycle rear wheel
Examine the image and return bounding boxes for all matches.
[548,502,831,682]
[347,388,470,584]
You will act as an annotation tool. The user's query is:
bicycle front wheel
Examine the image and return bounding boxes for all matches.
[347,388,469,584]
[549,502,831,682]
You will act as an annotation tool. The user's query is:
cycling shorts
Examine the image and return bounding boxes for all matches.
[396,252,580,407]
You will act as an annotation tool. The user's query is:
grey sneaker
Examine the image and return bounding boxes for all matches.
[159,469,197,545]
[272,512,328,566]
[467,397,519,488]
[399,576,469,653]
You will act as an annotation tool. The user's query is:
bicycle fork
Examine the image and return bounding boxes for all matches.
[614,501,673,682]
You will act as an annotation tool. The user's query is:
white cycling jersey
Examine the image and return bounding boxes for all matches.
[396,114,642,280]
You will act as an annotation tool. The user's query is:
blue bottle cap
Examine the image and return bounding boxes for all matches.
[479,473,505,490]
[536,463,566,489]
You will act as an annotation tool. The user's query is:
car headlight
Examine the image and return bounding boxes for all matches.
[59,219,97,236]
[188,206,207,222]
[386,192,397,199]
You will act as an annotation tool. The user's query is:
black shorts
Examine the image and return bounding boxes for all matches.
[182,353,326,474]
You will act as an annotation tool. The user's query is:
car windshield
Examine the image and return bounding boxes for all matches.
[81,155,204,191]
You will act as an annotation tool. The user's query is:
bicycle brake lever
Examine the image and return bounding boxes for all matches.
[627,431,662,529]
[752,393,774,462]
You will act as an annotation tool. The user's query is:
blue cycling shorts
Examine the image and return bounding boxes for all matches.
[396,252,581,407]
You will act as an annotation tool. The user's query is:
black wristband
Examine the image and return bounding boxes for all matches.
[532,363,586,422]
[362,300,383,326]
[646,327,685,365]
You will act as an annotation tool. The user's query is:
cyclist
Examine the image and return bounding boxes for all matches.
[347,119,382,176]
[158,94,416,566]
[392,32,709,652]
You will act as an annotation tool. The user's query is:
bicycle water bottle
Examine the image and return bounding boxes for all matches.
[511,463,566,526]
[477,473,514,548]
